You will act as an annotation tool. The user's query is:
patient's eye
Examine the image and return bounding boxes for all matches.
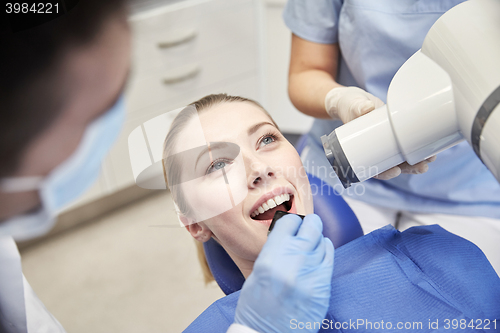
[258,133,278,148]
[262,136,274,145]
[206,158,232,174]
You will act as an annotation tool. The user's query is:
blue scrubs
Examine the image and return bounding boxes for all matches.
[284,0,500,218]
[185,225,500,332]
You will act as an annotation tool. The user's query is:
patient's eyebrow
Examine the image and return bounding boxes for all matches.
[195,142,230,170]
[247,122,276,136]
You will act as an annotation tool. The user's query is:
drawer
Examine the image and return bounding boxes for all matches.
[108,73,259,192]
[125,39,257,114]
[129,0,253,30]
[130,0,257,78]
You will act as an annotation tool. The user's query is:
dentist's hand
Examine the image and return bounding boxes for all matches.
[325,86,385,123]
[234,214,334,333]
[325,86,436,180]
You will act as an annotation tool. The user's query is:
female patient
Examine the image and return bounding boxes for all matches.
[163,94,313,279]
[163,94,500,332]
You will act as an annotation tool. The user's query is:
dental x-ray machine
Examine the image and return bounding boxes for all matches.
[321,0,500,188]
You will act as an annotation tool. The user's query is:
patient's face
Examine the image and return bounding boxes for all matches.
[175,102,313,264]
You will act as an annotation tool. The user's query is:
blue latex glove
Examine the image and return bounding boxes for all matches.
[234,214,334,333]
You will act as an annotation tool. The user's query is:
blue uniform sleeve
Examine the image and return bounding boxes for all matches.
[283,0,344,44]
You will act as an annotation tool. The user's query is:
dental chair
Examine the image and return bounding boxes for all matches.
[203,135,364,295]
[127,114,363,295]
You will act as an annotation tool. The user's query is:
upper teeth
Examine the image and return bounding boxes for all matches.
[251,194,291,218]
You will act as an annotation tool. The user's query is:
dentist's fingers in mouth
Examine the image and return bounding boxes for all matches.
[268,213,303,238]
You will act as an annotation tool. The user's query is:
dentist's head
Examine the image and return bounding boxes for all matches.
[0,0,130,240]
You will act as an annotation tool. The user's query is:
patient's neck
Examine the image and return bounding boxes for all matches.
[226,251,254,279]
[236,261,253,279]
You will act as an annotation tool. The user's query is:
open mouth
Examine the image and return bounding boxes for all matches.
[251,194,294,221]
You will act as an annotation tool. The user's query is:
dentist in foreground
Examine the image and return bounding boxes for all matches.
[0,1,333,332]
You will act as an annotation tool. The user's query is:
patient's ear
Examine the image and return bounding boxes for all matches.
[182,218,213,242]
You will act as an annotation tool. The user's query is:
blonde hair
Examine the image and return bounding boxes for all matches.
[163,94,278,284]
[195,240,213,284]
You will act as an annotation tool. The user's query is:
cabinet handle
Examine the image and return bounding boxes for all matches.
[162,65,200,85]
[157,30,197,49]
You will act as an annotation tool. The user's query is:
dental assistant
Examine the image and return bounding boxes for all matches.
[0,1,334,332]
[285,0,500,272]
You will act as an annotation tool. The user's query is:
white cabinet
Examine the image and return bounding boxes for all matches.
[126,0,259,114]
[64,0,261,211]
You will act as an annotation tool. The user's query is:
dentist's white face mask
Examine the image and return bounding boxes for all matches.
[0,96,126,241]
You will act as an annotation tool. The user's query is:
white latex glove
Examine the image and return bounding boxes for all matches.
[324,86,436,180]
[325,86,385,123]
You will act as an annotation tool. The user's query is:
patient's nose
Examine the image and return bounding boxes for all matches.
[248,158,276,188]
